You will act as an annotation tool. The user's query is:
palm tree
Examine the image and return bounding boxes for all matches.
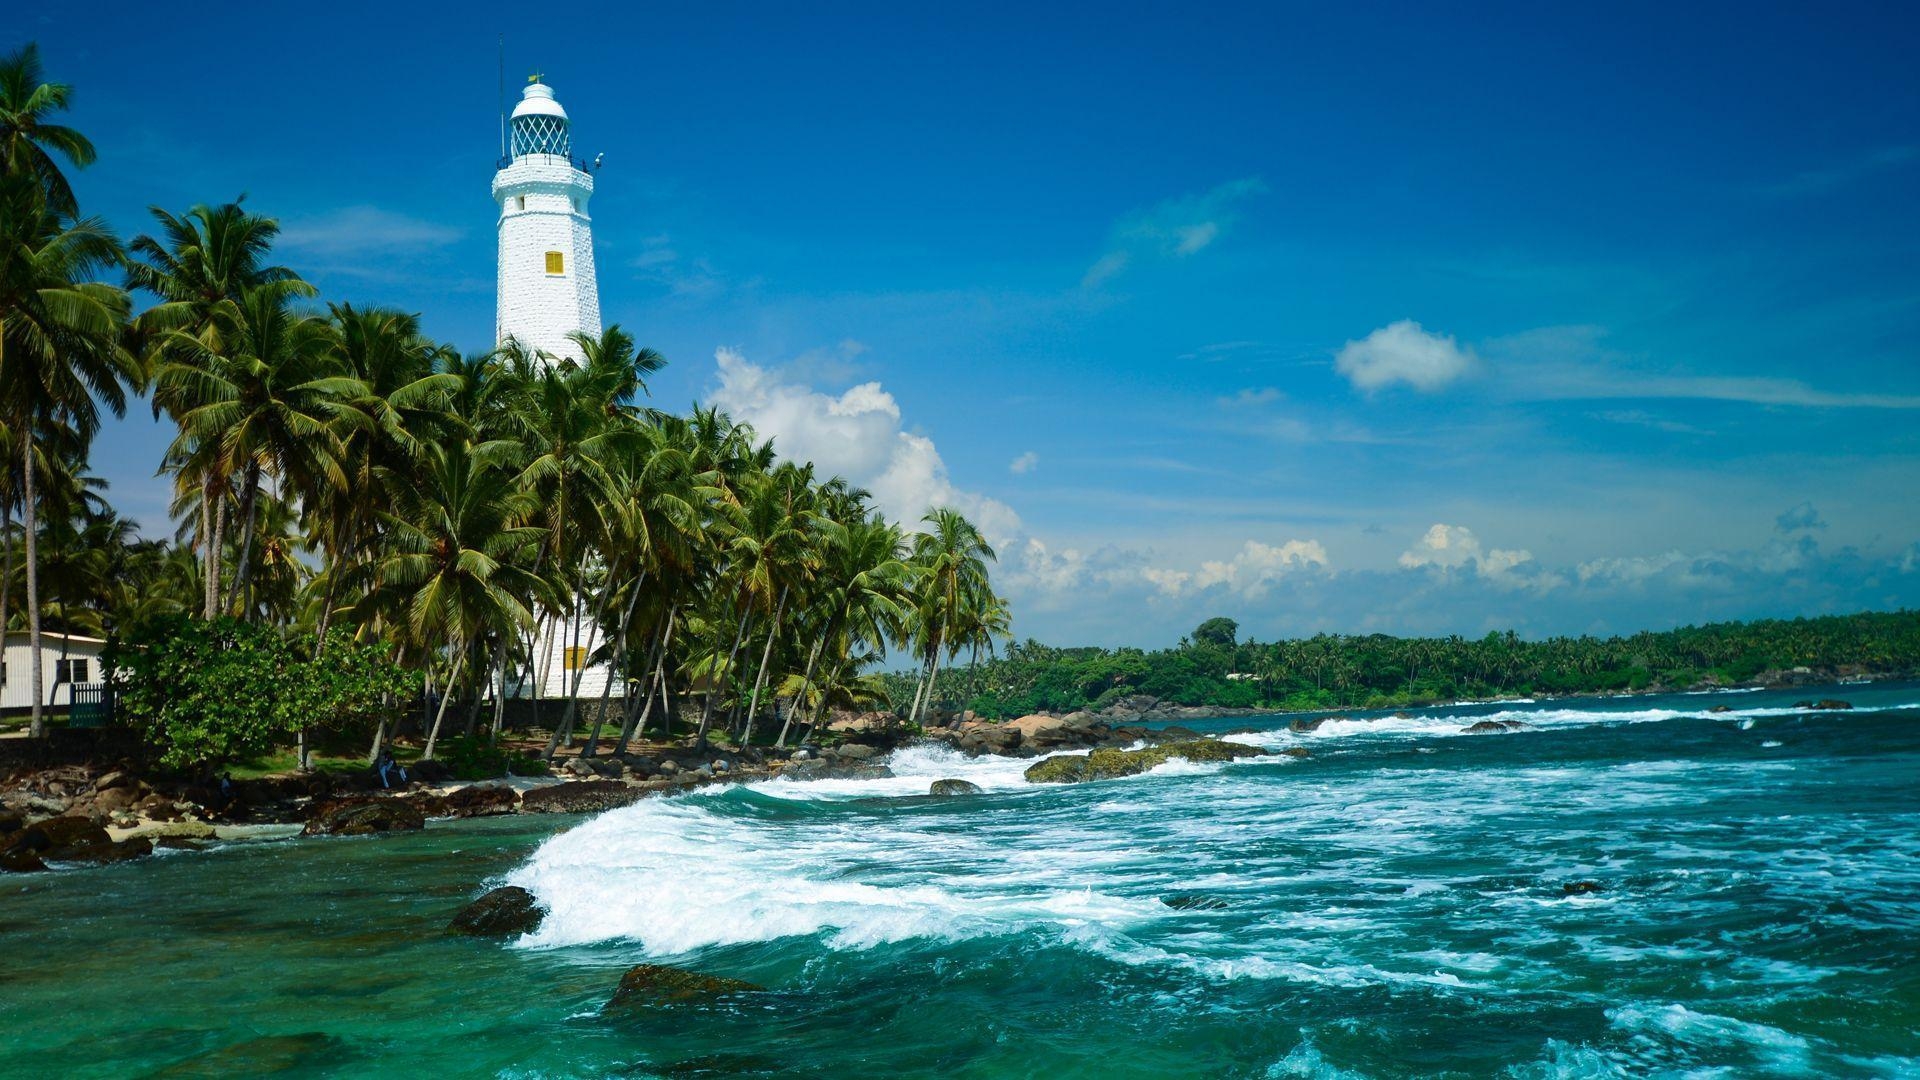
[371,437,547,760]
[0,175,137,737]
[152,279,353,616]
[904,508,997,726]
[0,43,94,217]
[131,201,306,616]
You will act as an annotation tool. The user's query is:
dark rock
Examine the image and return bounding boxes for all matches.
[1278,747,1311,759]
[443,785,519,818]
[929,778,983,796]
[833,743,881,762]
[1562,880,1604,896]
[1289,717,1326,733]
[780,760,894,782]
[519,780,648,814]
[1023,739,1263,784]
[1708,705,1733,713]
[1809,699,1853,711]
[605,964,764,1010]
[1463,720,1529,734]
[1392,711,1415,719]
[1158,726,1202,741]
[302,799,427,837]
[93,770,134,792]
[153,836,206,852]
[0,812,22,836]
[1161,894,1231,911]
[449,885,544,937]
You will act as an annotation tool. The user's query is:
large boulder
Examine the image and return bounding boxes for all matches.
[2,817,150,869]
[520,780,649,815]
[1023,739,1263,784]
[1004,714,1067,740]
[605,964,763,1010]
[780,760,894,782]
[955,724,1020,754]
[302,799,427,837]
[929,778,983,796]
[448,885,544,937]
[1463,720,1528,734]
[443,785,519,818]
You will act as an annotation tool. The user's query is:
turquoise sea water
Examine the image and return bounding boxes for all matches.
[3,683,1918,1078]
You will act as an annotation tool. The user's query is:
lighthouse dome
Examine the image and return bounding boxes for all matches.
[509,81,572,159]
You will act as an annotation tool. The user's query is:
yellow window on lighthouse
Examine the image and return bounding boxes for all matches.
[545,250,565,275]
[563,646,587,670]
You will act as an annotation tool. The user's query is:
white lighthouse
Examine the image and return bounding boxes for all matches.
[494,78,601,363]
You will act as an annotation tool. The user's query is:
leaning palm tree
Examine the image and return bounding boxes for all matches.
[370,437,548,760]
[0,43,94,217]
[904,508,997,726]
[0,175,137,737]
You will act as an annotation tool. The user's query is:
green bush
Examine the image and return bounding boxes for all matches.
[107,617,417,769]
[436,735,549,780]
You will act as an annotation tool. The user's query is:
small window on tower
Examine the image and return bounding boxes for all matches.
[545,251,565,275]
[515,195,526,210]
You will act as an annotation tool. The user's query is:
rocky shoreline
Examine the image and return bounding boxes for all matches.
[1,687,1868,875]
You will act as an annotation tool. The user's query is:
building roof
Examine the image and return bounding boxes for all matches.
[512,82,568,121]
[2,630,107,646]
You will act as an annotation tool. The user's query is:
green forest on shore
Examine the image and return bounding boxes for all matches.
[890,610,1920,719]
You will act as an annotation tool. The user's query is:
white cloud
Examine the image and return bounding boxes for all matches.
[1082,178,1266,287]
[1336,320,1477,393]
[1009,451,1040,475]
[277,205,463,256]
[1138,539,1330,599]
[710,349,1021,546]
[1775,501,1827,533]
[1400,524,1560,592]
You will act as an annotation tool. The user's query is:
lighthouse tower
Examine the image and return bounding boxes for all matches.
[494,79,601,363]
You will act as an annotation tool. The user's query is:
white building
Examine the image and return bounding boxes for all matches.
[1,631,107,713]
[495,76,616,702]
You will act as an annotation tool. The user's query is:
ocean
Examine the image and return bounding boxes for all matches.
[3,682,1917,1078]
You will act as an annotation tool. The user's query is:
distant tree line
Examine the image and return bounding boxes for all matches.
[893,610,1920,719]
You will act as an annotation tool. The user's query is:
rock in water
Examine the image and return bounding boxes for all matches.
[519,781,649,814]
[1161,894,1231,911]
[605,964,764,1010]
[301,799,427,837]
[449,885,544,936]
[929,778,983,796]
[1023,740,1262,784]
[443,785,519,818]
[1463,720,1528,734]
[1562,880,1604,896]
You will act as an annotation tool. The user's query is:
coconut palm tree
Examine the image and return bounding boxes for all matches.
[903,508,996,726]
[370,437,548,760]
[0,175,137,736]
[0,43,93,217]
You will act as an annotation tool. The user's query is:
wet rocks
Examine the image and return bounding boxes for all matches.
[1022,739,1263,784]
[448,885,544,937]
[1161,894,1231,911]
[1463,720,1529,734]
[1561,880,1605,896]
[442,784,520,818]
[301,799,428,836]
[1793,699,1853,711]
[1,816,151,870]
[929,778,983,796]
[606,964,764,1009]
[519,780,650,815]
[780,759,894,782]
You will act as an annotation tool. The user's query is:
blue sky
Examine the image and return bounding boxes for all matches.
[20,2,1920,645]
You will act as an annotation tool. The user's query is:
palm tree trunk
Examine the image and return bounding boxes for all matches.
[741,587,788,748]
[906,650,934,726]
[776,635,825,748]
[582,574,648,758]
[464,636,495,738]
[228,460,263,618]
[911,626,948,727]
[696,603,752,749]
[614,605,672,754]
[21,436,46,739]
[201,482,224,619]
[423,637,471,760]
[545,560,617,761]
[0,502,13,643]
[805,656,848,743]
[619,603,677,752]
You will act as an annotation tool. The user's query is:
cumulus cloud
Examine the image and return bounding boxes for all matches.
[1082,178,1266,288]
[1775,501,1827,533]
[1399,524,1560,592]
[1336,320,1478,393]
[1009,451,1039,475]
[709,349,1021,545]
[1189,540,1330,598]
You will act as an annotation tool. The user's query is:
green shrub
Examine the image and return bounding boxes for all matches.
[107,617,417,769]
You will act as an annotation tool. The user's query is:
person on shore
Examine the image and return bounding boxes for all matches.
[376,750,407,790]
